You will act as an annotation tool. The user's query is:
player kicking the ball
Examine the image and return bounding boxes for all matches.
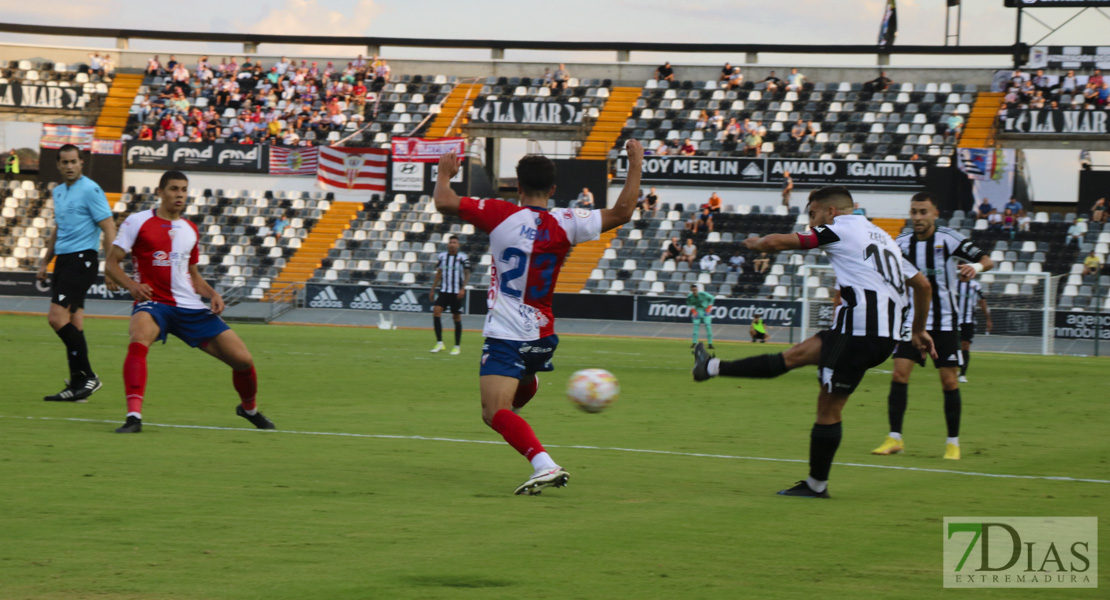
[104,170,275,433]
[433,140,643,495]
[692,186,936,498]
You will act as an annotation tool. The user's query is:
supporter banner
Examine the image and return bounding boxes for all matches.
[637,297,801,327]
[40,124,95,150]
[391,137,466,163]
[958,148,1016,210]
[269,146,318,176]
[0,271,131,301]
[317,146,387,192]
[1001,109,1109,135]
[124,141,268,173]
[1024,44,1110,70]
[0,82,88,110]
[615,156,925,188]
[304,283,439,313]
[1054,312,1110,341]
[469,99,583,126]
[91,139,122,155]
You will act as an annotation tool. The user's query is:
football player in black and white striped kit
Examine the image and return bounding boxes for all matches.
[429,235,471,355]
[955,273,991,383]
[692,186,936,498]
[872,192,993,461]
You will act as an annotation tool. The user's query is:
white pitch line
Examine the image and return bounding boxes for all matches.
[3,415,1108,485]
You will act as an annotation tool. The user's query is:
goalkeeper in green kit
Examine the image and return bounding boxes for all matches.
[686,284,715,349]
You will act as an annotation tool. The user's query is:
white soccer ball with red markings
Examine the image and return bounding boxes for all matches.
[566,369,620,413]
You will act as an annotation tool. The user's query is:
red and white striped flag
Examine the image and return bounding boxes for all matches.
[269,146,319,176]
[317,146,388,192]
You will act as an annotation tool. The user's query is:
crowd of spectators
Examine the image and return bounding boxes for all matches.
[127,53,398,145]
[997,68,1109,120]
[974,196,1031,240]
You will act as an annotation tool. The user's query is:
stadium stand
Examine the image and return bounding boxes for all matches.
[0,59,110,110]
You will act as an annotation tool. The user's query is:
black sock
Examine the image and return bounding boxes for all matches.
[433,316,442,342]
[717,353,788,378]
[960,350,969,376]
[888,381,908,434]
[944,388,962,438]
[454,320,462,346]
[55,323,92,380]
[809,422,842,482]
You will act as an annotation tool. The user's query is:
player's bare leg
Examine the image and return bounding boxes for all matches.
[201,329,275,430]
[481,375,567,495]
[44,304,101,402]
[938,366,961,459]
[778,387,849,499]
[692,332,822,381]
[873,358,914,455]
[115,311,160,433]
[430,304,445,352]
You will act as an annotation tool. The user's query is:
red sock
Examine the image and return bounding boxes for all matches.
[512,374,539,410]
[123,343,148,415]
[490,409,545,461]
[232,366,257,411]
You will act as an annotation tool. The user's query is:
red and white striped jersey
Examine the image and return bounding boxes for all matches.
[458,198,602,341]
[113,209,206,309]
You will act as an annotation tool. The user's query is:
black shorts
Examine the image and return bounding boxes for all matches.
[816,330,897,395]
[893,329,962,368]
[434,291,462,315]
[51,250,99,312]
[752,332,767,340]
[960,323,975,343]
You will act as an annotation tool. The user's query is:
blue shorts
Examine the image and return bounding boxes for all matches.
[479,335,559,380]
[133,301,230,348]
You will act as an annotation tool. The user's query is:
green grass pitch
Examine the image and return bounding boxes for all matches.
[0,313,1106,599]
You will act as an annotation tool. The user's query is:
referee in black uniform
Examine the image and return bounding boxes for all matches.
[37,144,117,402]
[429,235,471,355]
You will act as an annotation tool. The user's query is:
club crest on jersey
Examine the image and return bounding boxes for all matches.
[574,208,590,219]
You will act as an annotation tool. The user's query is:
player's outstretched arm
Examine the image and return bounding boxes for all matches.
[600,140,643,233]
[105,245,151,302]
[743,232,803,254]
[189,264,225,315]
[433,151,462,216]
[906,271,938,359]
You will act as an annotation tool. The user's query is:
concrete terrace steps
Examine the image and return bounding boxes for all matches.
[959,92,1004,148]
[94,73,143,140]
[425,83,482,138]
[264,202,363,299]
[872,218,905,240]
[578,87,641,159]
[554,229,618,292]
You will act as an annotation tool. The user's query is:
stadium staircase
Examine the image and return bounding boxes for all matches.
[872,218,905,239]
[959,92,1004,149]
[577,87,641,159]
[425,83,482,138]
[264,202,362,299]
[94,74,143,140]
[554,228,619,293]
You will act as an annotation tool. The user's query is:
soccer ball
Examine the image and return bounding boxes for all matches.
[566,369,620,413]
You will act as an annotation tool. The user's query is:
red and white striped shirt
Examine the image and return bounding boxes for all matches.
[113,210,206,309]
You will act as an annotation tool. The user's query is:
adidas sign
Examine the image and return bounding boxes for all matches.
[349,288,383,310]
[389,290,425,312]
[309,286,344,308]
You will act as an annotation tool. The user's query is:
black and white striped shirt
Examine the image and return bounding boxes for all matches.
[436,251,470,294]
[956,278,983,325]
[811,215,918,341]
[896,227,985,331]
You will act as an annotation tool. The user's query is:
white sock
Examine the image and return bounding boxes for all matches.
[126,411,142,419]
[947,436,959,446]
[707,358,720,377]
[889,432,903,441]
[530,451,558,471]
[244,408,258,416]
[806,476,828,493]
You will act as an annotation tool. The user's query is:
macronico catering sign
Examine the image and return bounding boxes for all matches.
[469,99,583,126]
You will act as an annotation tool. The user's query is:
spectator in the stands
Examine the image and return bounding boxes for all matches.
[699,253,721,272]
[1091,69,1105,90]
[803,119,817,142]
[575,188,595,209]
[652,140,669,156]
[643,188,660,216]
[166,55,179,71]
[719,63,733,82]
[88,53,104,76]
[1003,197,1023,214]
[707,110,723,133]
[728,252,745,273]
[680,138,697,156]
[686,207,713,234]
[1100,81,1110,106]
[1033,69,1051,94]
[552,64,569,90]
[1083,250,1103,276]
[753,252,770,274]
[781,171,793,206]
[1084,81,1100,106]
[273,213,290,237]
[655,61,675,82]
[1060,70,1078,95]
[723,118,741,145]
[1001,208,1016,239]
[275,56,291,76]
[790,119,806,142]
[867,71,891,92]
[540,68,552,87]
[1091,197,1108,223]
[974,198,994,220]
[146,55,162,76]
[102,54,114,76]
[138,124,153,140]
[853,202,866,216]
[760,71,782,93]
[373,60,391,88]
[661,237,681,263]
[679,238,698,267]
[1066,218,1086,247]
[706,192,722,214]
[1017,209,1032,232]
[786,68,806,92]
[944,111,964,143]
[743,129,763,157]
[987,209,1003,233]
[695,111,708,130]
[727,67,743,90]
